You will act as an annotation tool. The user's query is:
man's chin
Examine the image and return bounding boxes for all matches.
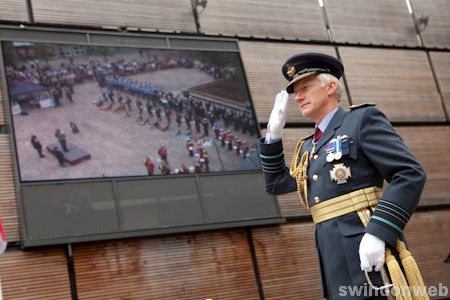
[300,109,311,118]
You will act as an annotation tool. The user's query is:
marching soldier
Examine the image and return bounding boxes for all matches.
[259,53,426,299]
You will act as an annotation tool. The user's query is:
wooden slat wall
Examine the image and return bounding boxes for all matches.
[252,223,323,299]
[410,0,450,49]
[404,209,450,295]
[397,126,450,206]
[429,52,450,119]
[324,0,418,47]
[31,0,196,32]
[198,0,328,41]
[0,247,71,300]
[339,47,445,122]
[0,0,29,23]
[240,41,349,124]
[73,229,260,300]
[0,135,20,242]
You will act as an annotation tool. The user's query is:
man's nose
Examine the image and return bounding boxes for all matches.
[295,92,304,102]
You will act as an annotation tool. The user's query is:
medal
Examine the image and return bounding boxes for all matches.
[326,153,335,162]
[334,152,342,160]
[325,139,336,162]
[330,163,351,184]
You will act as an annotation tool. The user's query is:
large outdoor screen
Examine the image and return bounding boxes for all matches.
[3,41,261,182]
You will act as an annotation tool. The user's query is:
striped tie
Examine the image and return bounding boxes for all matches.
[313,128,323,143]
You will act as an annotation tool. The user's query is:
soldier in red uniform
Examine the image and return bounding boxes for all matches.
[144,156,155,175]
[158,145,168,163]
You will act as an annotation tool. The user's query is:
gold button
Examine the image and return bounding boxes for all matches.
[313,154,318,160]
[313,174,318,181]
[314,196,320,203]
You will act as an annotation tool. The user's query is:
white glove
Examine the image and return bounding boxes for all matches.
[266,90,289,142]
[359,233,385,272]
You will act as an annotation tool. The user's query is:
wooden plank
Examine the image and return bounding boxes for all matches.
[73,229,260,300]
[32,0,196,33]
[0,0,29,22]
[325,0,418,47]
[0,135,20,242]
[397,126,450,206]
[339,47,445,122]
[429,52,450,119]
[410,0,450,49]
[240,41,349,124]
[199,0,328,41]
[404,209,450,293]
[0,247,71,300]
[252,222,323,299]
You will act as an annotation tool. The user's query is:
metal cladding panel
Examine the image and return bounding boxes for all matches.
[22,181,120,240]
[396,126,450,206]
[0,135,20,242]
[240,41,349,124]
[252,222,323,299]
[0,0,29,22]
[261,128,312,218]
[198,0,328,41]
[404,209,450,292]
[199,173,279,222]
[411,0,450,49]
[0,74,6,125]
[73,229,260,300]
[117,176,204,230]
[339,47,445,122]
[0,247,71,300]
[324,0,419,47]
[31,0,196,33]
[430,52,450,119]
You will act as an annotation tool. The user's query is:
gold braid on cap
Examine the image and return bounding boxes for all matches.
[289,139,309,209]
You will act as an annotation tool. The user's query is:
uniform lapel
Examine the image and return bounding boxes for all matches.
[315,107,347,152]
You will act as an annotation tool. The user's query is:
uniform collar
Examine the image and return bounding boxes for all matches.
[316,107,339,133]
[314,107,347,152]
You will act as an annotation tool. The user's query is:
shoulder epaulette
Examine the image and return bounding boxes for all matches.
[348,103,376,110]
[301,131,315,141]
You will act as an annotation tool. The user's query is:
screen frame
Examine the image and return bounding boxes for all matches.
[0,25,284,248]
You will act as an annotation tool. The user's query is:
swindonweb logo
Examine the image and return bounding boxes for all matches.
[338,283,449,297]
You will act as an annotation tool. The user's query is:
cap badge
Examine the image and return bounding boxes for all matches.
[286,65,296,78]
[330,163,351,184]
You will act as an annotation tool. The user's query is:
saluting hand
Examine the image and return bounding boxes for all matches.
[266,90,289,142]
[359,233,385,272]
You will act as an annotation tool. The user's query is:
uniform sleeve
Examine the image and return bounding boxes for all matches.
[258,137,297,195]
[358,107,426,246]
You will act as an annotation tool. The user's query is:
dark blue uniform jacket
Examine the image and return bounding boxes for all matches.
[259,105,426,299]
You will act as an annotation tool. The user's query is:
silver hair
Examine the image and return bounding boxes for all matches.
[317,73,343,101]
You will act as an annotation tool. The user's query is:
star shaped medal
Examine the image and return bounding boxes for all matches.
[329,163,351,184]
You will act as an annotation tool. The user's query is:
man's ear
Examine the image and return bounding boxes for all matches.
[327,80,337,96]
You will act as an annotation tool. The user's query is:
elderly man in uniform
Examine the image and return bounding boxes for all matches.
[259,53,426,299]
